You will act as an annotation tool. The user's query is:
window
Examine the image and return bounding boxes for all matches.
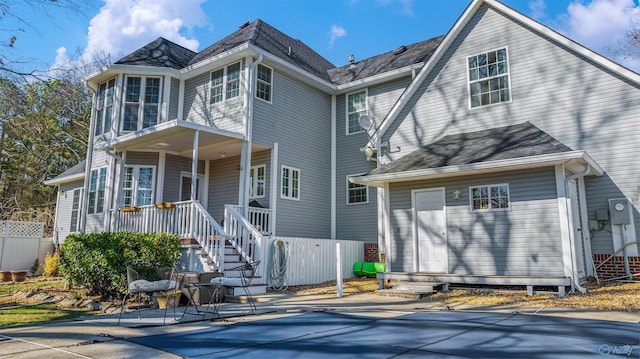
[249,164,266,198]
[69,189,82,232]
[256,64,272,102]
[347,175,368,204]
[122,76,161,131]
[470,184,510,211]
[95,78,115,135]
[281,165,300,200]
[468,48,510,108]
[88,167,106,214]
[346,89,367,134]
[122,166,155,207]
[210,61,242,104]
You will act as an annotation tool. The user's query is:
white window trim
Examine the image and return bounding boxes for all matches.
[88,167,107,214]
[121,76,163,132]
[255,63,273,104]
[345,89,368,135]
[469,183,511,212]
[69,188,82,233]
[249,164,266,199]
[95,78,116,136]
[280,165,300,201]
[346,173,369,205]
[466,46,512,110]
[209,61,243,104]
[122,165,156,207]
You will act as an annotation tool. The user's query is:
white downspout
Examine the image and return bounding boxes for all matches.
[566,163,591,294]
[330,95,336,239]
[239,54,263,218]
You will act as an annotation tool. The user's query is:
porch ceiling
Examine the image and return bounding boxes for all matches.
[95,120,269,160]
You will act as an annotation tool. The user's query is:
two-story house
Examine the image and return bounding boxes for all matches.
[47,0,640,295]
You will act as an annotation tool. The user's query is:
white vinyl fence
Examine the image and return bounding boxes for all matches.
[0,221,45,271]
[262,237,364,286]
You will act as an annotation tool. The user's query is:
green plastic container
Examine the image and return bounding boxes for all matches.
[353,262,385,278]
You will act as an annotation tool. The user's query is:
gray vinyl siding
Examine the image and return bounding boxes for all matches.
[388,168,564,276]
[125,151,159,166]
[55,181,83,244]
[209,156,240,223]
[169,77,180,121]
[163,154,205,203]
[253,65,332,238]
[383,4,640,255]
[183,63,245,133]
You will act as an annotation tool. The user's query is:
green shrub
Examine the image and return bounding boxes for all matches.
[60,232,180,299]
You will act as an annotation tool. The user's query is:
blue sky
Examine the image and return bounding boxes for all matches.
[7,0,640,74]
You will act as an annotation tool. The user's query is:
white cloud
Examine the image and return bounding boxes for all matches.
[528,0,547,20]
[83,0,207,62]
[374,0,414,15]
[329,25,347,46]
[562,0,638,53]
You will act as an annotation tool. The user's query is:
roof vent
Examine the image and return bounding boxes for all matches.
[239,21,250,29]
[288,46,293,56]
[393,45,407,55]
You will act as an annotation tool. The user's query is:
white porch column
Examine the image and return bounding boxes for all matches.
[191,131,200,202]
[156,151,166,202]
[203,160,210,207]
[270,142,279,235]
[383,182,392,272]
[555,165,575,286]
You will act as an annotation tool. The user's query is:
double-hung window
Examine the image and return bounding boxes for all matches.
[88,167,106,214]
[281,165,300,200]
[249,164,266,198]
[95,78,115,135]
[256,64,272,102]
[210,61,241,104]
[122,76,161,132]
[469,184,510,211]
[346,89,367,134]
[468,48,510,108]
[347,175,368,205]
[122,166,155,207]
[69,189,82,232]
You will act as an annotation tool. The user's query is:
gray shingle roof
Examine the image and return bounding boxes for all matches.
[189,19,335,81]
[48,159,86,182]
[115,37,197,69]
[327,35,445,85]
[370,122,572,175]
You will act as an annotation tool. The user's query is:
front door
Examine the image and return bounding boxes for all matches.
[413,188,448,273]
[180,172,204,201]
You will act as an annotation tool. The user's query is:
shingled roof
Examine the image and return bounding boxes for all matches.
[115,37,197,69]
[189,19,335,81]
[328,35,445,85]
[369,122,573,176]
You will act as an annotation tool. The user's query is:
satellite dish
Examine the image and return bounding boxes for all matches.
[358,114,373,130]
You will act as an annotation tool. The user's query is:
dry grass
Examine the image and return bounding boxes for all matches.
[288,278,640,312]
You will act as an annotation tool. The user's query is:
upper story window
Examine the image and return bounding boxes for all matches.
[249,164,266,198]
[346,89,367,135]
[210,61,241,104]
[467,48,510,108]
[256,64,272,102]
[88,167,106,214]
[347,175,368,205]
[122,76,161,132]
[122,165,155,207]
[281,165,300,200]
[470,184,510,212]
[95,78,115,136]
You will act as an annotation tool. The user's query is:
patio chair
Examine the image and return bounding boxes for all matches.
[118,261,180,325]
[211,260,260,313]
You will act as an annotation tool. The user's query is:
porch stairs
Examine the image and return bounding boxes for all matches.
[377,281,447,299]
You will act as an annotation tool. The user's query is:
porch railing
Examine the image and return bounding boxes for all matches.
[228,205,272,235]
[224,204,264,278]
[113,201,227,270]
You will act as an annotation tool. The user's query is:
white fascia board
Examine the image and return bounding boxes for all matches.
[85,65,181,88]
[95,119,244,150]
[350,151,602,187]
[44,173,85,186]
[334,63,424,94]
[180,43,252,78]
[248,44,336,93]
[375,0,484,141]
[484,0,640,86]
